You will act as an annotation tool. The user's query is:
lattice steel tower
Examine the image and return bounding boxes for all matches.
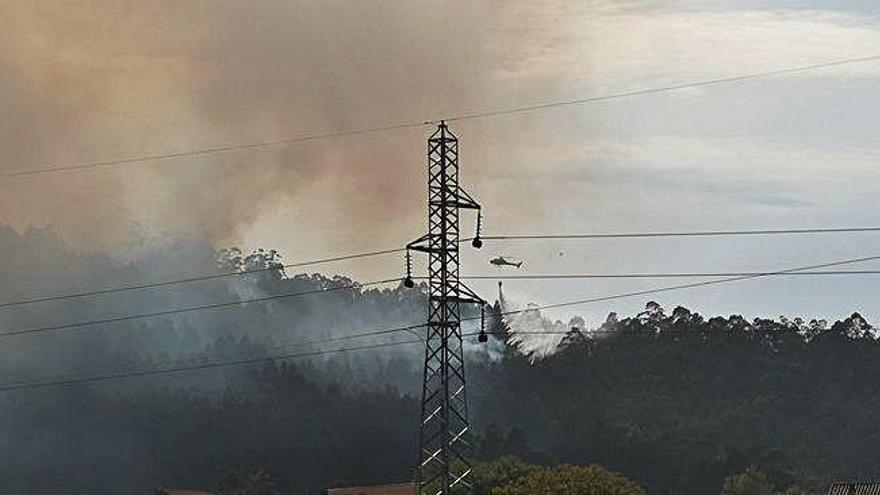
[404,121,487,495]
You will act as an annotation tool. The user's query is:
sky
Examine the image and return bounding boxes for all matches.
[2,0,880,334]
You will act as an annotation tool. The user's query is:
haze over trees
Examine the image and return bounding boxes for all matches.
[0,226,875,494]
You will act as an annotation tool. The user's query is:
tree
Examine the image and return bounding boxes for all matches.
[471,457,539,495]
[721,467,816,495]
[422,457,537,495]
[722,467,774,495]
[490,464,644,495]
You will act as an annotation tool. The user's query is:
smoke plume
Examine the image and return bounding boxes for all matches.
[0,0,560,254]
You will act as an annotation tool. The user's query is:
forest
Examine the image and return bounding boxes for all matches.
[0,226,877,494]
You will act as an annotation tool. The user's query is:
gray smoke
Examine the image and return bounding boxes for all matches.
[0,0,563,253]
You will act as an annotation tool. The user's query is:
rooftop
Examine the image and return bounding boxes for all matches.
[828,482,880,495]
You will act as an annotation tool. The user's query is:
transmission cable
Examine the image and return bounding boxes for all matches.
[3,251,877,345]
[465,270,880,280]
[4,253,879,339]
[0,338,425,393]
[4,54,878,179]
[7,264,880,340]
[0,328,566,393]
[486,254,880,319]
[1,122,427,179]
[0,277,404,339]
[2,253,878,391]
[0,247,403,309]
[5,225,880,309]
[440,54,880,123]
[479,226,880,241]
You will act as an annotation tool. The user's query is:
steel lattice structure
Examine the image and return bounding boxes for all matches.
[405,121,486,495]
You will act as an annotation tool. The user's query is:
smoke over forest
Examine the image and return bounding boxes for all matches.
[1,224,879,494]
[5,2,880,494]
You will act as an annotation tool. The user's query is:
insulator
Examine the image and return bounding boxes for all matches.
[404,250,414,288]
[472,211,483,249]
[478,305,488,343]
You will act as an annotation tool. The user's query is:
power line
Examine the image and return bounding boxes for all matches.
[0,247,404,309]
[1,122,428,179]
[415,254,880,331]
[492,254,880,317]
[5,252,880,339]
[440,54,880,123]
[5,321,434,391]
[0,319,444,392]
[466,270,880,280]
[0,338,425,393]
[0,278,403,339]
[5,248,876,349]
[5,225,879,309]
[481,226,880,241]
[2,253,878,392]
[0,327,557,393]
[10,277,870,392]
[5,54,879,179]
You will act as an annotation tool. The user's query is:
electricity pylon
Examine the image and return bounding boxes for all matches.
[404,121,487,495]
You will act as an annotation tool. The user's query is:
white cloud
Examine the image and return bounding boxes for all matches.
[498,3,880,92]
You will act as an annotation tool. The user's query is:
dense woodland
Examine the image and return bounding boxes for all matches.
[470,304,877,494]
[1,227,878,493]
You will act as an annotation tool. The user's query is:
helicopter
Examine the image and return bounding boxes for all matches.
[489,256,523,268]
